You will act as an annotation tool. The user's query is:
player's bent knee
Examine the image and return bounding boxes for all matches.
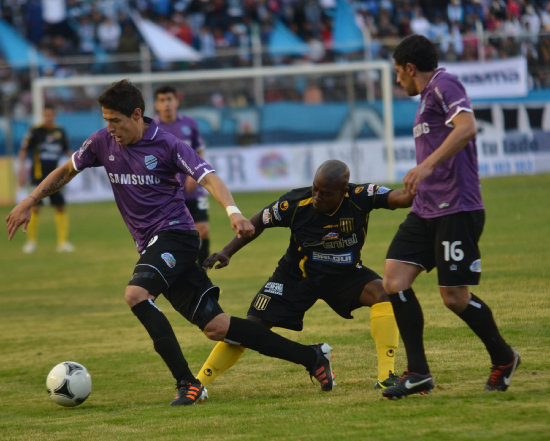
[382,278,401,295]
[124,286,153,307]
[203,313,230,340]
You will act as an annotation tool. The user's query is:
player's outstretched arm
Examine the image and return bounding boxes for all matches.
[387,188,415,209]
[199,172,255,239]
[6,159,78,240]
[202,210,266,270]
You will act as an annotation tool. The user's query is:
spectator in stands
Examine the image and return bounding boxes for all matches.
[97,16,121,52]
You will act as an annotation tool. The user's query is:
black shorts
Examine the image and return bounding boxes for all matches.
[386,210,485,287]
[185,197,209,223]
[247,263,381,331]
[128,230,221,329]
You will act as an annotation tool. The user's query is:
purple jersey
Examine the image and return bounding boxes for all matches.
[155,114,206,200]
[72,117,214,252]
[412,68,484,219]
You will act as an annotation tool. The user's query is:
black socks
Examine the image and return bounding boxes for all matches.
[225,316,316,369]
[131,299,195,383]
[458,293,513,365]
[388,288,430,374]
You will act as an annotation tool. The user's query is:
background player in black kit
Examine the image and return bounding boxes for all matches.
[17,105,74,254]
[197,160,415,390]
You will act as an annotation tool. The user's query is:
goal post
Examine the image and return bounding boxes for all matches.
[31,60,395,182]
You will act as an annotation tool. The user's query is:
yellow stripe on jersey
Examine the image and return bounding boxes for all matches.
[298,197,312,206]
[298,255,308,278]
[33,150,42,180]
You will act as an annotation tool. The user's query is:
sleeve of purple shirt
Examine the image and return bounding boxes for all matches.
[437,76,473,126]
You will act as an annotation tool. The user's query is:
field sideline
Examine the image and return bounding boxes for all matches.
[0,173,549,441]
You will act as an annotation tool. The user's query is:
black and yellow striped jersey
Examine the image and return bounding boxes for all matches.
[260,183,392,279]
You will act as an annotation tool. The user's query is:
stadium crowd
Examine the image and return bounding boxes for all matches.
[1,0,550,118]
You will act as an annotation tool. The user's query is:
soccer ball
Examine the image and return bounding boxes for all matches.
[46,361,92,407]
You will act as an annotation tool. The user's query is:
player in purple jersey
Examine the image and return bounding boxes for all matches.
[6,80,336,406]
[381,35,519,399]
[154,85,211,265]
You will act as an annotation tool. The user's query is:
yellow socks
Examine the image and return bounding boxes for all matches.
[54,211,69,245]
[196,341,246,386]
[27,212,39,243]
[370,301,399,380]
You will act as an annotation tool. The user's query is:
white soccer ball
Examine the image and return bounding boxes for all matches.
[46,361,92,407]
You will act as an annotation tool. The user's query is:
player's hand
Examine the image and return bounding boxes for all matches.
[403,163,434,195]
[6,200,33,240]
[202,251,231,270]
[229,213,255,238]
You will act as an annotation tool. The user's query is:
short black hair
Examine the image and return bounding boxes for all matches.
[98,79,145,117]
[393,34,438,72]
[154,85,177,99]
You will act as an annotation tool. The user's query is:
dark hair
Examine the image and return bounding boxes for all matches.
[154,85,177,98]
[43,104,55,111]
[98,79,145,117]
[393,34,438,72]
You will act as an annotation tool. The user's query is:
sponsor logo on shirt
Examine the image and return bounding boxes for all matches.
[355,186,364,194]
[413,122,430,138]
[435,87,448,112]
[322,232,339,241]
[108,173,161,185]
[145,155,158,170]
[304,233,358,249]
[177,153,194,176]
[272,202,281,221]
[262,208,272,225]
[367,184,374,196]
[376,186,391,194]
[264,282,283,296]
[161,252,176,268]
[78,139,92,158]
[469,259,482,273]
[312,251,353,264]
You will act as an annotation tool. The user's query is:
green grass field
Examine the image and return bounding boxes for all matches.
[1,174,549,441]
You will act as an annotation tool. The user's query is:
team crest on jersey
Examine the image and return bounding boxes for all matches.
[469,259,482,273]
[253,293,271,311]
[280,200,289,211]
[108,155,115,161]
[181,126,191,137]
[355,186,364,194]
[161,252,176,268]
[145,155,158,170]
[339,218,354,233]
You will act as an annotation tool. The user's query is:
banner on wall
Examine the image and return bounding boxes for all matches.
[442,57,528,99]
[14,131,550,204]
